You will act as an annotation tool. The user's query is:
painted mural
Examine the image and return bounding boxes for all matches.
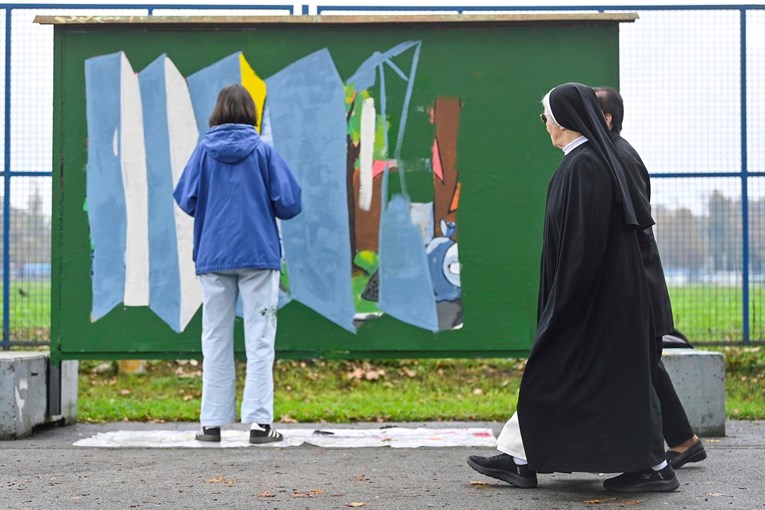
[84,42,463,334]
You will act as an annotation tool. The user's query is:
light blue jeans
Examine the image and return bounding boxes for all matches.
[198,269,279,427]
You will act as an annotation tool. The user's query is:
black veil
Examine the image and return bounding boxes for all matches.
[548,82,654,229]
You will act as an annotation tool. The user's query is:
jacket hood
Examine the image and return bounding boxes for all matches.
[203,123,260,164]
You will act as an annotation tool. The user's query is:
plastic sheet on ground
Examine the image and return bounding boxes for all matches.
[73,427,497,448]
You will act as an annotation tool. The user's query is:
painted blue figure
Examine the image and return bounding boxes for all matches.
[426,219,461,303]
[174,83,302,445]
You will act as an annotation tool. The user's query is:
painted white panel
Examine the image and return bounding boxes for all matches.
[120,53,150,306]
[165,57,202,330]
[358,97,376,212]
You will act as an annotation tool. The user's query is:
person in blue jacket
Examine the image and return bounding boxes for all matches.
[174,83,302,444]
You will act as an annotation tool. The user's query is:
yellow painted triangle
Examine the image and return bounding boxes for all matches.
[240,53,267,132]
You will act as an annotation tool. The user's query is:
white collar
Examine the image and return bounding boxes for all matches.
[562,136,588,155]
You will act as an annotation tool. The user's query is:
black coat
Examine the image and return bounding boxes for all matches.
[517,143,665,474]
[615,135,674,337]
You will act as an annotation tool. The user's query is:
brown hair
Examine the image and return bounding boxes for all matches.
[208,84,258,128]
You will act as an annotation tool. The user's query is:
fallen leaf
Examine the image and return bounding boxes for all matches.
[473,388,484,396]
[346,503,365,508]
[469,480,491,486]
[205,476,234,486]
[401,368,417,378]
[365,369,384,381]
[279,415,298,424]
[706,492,723,497]
[583,498,616,504]
[119,389,131,396]
[706,439,721,443]
[258,492,276,498]
[310,489,325,495]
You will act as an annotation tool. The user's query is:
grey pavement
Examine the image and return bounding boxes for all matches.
[1,420,764,510]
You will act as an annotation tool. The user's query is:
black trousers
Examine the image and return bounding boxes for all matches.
[655,355,695,448]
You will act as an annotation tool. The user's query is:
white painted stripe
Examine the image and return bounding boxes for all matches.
[165,57,202,331]
[120,53,150,306]
[358,97,376,212]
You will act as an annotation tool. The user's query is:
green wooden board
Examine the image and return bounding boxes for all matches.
[50,17,622,361]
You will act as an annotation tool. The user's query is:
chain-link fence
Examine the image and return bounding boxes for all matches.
[1,3,762,347]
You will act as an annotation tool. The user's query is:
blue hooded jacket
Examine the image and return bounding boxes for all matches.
[173,123,302,274]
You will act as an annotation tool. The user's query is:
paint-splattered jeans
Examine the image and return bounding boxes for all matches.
[198,269,279,427]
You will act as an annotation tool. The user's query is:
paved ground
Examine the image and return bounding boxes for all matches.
[2,420,764,510]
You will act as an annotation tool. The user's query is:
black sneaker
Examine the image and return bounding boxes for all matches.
[666,439,707,469]
[466,453,538,488]
[249,424,283,444]
[195,426,221,443]
[603,464,680,493]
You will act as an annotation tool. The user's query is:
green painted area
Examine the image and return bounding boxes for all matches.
[52,18,623,361]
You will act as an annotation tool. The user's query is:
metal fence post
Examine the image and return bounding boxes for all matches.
[740,7,750,344]
[2,7,11,350]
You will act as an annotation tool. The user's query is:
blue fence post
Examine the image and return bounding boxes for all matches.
[2,7,11,350]
[740,7,750,344]
[302,4,309,15]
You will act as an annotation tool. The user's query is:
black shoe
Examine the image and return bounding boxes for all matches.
[603,464,680,493]
[195,426,221,442]
[666,439,707,469]
[249,424,283,444]
[466,453,538,488]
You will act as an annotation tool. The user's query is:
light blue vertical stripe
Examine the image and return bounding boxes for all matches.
[378,195,438,332]
[139,55,183,332]
[85,52,127,321]
[349,41,437,331]
[186,52,241,139]
[266,49,356,333]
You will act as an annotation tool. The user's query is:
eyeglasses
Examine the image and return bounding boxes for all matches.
[539,113,548,125]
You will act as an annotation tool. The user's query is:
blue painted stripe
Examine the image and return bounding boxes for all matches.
[266,48,356,333]
[357,41,438,332]
[139,55,182,332]
[85,52,127,320]
[186,52,241,139]
[378,195,439,332]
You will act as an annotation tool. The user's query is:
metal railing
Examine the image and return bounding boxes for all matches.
[1,2,762,347]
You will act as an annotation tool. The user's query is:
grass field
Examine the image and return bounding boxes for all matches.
[669,285,765,342]
[78,347,765,423]
[0,281,51,340]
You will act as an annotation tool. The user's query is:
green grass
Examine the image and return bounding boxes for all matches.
[710,346,765,420]
[78,349,765,423]
[0,281,51,340]
[669,284,765,341]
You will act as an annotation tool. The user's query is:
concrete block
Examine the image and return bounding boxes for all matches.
[0,352,48,439]
[61,360,79,423]
[661,349,726,437]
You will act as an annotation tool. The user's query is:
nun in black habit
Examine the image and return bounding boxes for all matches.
[467,83,678,493]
